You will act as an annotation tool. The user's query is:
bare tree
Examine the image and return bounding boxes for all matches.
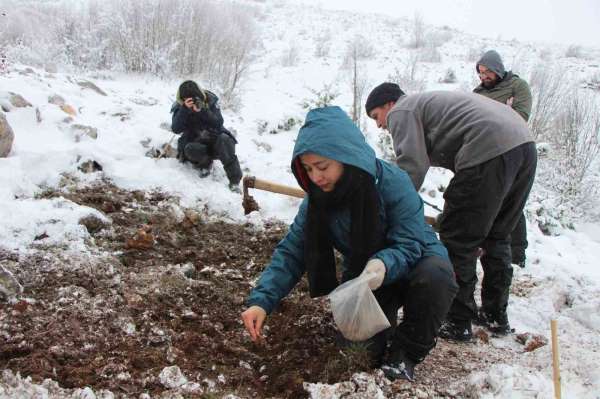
[410,12,426,49]
[344,35,373,123]
[528,62,568,139]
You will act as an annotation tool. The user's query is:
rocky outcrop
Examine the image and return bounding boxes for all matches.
[0,111,15,157]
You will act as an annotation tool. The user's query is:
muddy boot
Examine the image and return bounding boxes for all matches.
[438,319,473,342]
[381,348,416,382]
[228,183,241,194]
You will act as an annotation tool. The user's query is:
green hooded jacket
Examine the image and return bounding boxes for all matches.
[474,50,532,121]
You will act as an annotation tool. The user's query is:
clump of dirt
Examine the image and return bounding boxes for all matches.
[1,180,521,398]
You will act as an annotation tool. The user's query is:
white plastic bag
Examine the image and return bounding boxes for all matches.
[328,273,391,342]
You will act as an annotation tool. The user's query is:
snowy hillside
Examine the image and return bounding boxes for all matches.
[1,1,600,398]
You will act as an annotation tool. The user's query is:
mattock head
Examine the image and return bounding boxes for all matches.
[242,176,260,215]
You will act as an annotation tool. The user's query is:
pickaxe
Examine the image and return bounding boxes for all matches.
[242,175,437,226]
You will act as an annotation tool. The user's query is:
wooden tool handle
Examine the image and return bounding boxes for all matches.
[551,319,561,399]
[249,177,306,199]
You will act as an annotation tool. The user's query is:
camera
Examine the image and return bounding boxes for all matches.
[193,96,204,108]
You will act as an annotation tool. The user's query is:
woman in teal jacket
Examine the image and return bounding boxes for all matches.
[241,106,457,382]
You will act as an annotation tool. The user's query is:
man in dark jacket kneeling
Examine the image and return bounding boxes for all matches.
[171,80,242,192]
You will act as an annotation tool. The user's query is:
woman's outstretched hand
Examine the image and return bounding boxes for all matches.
[241,305,267,342]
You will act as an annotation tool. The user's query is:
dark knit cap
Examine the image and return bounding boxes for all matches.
[365,82,405,116]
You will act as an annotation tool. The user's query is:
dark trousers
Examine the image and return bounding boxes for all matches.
[439,142,537,323]
[511,213,527,264]
[182,133,242,185]
[362,256,458,364]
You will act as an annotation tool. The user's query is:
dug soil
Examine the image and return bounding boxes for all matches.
[0,180,519,398]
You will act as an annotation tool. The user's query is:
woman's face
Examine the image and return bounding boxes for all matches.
[299,153,344,192]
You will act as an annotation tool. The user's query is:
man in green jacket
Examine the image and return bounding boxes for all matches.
[474,50,532,269]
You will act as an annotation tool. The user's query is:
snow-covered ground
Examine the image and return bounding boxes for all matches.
[1,1,600,398]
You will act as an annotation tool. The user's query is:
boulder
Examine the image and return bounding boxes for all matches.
[77,80,107,96]
[78,159,103,173]
[9,93,32,108]
[48,94,66,106]
[70,124,98,141]
[0,265,23,302]
[60,104,77,116]
[0,112,14,157]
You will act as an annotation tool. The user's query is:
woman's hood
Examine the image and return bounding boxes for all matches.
[292,106,377,190]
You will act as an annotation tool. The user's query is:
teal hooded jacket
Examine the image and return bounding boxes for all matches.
[247,106,448,314]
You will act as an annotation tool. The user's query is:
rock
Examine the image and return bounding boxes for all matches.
[78,160,103,173]
[44,63,58,74]
[515,332,548,352]
[60,104,77,116]
[79,214,110,234]
[70,124,98,141]
[48,94,66,106]
[159,366,188,389]
[125,226,154,250]
[145,143,176,159]
[9,93,32,108]
[183,210,201,226]
[252,139,272,153]
[0,112,14,157]
[0,265,23,302]
[140,137,152,148]
[159,122,171,131]
[77,80,107,96]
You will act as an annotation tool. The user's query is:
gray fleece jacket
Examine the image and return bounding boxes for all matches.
[387,91,533,189]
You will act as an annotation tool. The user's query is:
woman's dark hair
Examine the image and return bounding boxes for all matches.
[178,80,202,99]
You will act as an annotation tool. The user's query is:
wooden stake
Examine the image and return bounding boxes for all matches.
[551,319,561,399]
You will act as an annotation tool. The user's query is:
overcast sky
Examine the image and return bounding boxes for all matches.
[298,0,600,48]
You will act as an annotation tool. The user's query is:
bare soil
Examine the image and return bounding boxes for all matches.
[0,181,525,398]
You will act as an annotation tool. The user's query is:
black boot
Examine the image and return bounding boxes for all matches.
[475,310,512,335]
[438,319,473,342]
[381,348,416,382]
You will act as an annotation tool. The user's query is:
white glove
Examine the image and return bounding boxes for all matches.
[360,259,386,291]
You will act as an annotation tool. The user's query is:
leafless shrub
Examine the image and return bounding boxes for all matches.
[281,42,300,67]
[387,51,426,94]
[528,63,569,139]
[584,71,600,91]
[467,45,485,62]
[409,12,426,49]
[440,68,457,84]
[0,0,260,104]
[314,30,332,58]
[418,44,442,63]
[538,48,553,61]
[565,45,584,58]
[425,29,453,48]
[550,88,600,201]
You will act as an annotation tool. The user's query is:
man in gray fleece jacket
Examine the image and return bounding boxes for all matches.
[365,83,537,342]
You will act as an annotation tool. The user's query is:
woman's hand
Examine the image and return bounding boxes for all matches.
[241,305,267,342]
[183,97,200,112]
